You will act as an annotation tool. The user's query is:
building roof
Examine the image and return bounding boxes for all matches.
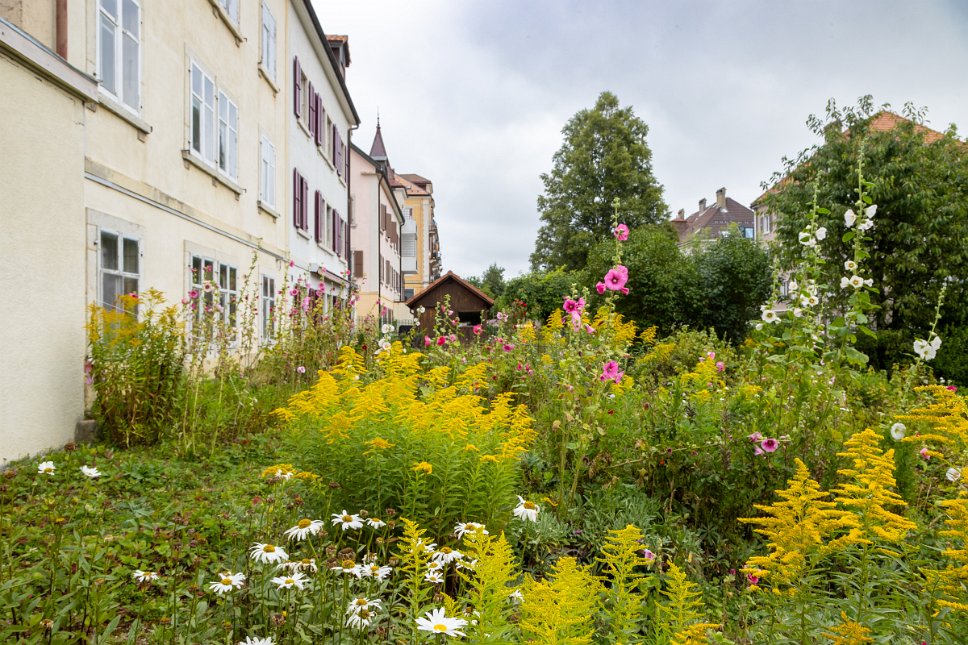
[399,173,432,187]
[405,271,494,309]
[393,172,430,196]
[299,0,360,125]
[369,121,388,161]
[674,189,753,242]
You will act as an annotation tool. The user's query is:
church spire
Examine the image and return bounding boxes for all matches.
[369,114,389,163]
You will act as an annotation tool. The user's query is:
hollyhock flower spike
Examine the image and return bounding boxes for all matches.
[600,360,624,384]
[614,223,629,241]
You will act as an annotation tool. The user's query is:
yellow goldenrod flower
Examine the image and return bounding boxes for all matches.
[412,461,433,475]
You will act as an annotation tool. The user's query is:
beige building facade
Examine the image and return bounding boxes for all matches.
[0,0,358,465]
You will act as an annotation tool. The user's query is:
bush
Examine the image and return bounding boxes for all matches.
[86,290,185,446]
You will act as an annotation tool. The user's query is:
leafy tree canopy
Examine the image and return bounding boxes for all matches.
[466,263,507,300]
[764,96,968,370]
[531,91,668,272]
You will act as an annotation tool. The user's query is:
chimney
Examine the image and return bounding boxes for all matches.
[676,208,685,219]
[698,198,706,212]
[716,187,726,209]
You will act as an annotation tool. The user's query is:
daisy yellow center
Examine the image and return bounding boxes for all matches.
[297,519,312,529]
[360,609,371,619]
[342,515,353,522]
[523,501,537,510]
[301,558,312,565]
[221,578,232,585]
[285,578,294,584]
[263,544,276,553]
[371,518,380,523]
[440,547,452,554]
[341,559,355,568]
[434,624,448,632]
[355,598,367,606]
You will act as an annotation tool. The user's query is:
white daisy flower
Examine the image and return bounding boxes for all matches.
[346,608,377,629]
[513,496,540,522]
[424,570,444,584]
[366,517,386,529]
[331,558,364,577]
[362,563,392,580]
[331,510,363,531]
[276,558,317,574]
[347,596,382,616]
[455,558,477,571]
[132,569,160,583]
[209,571,246,594]
[415,607,468,638]
[80,465,101,478]
[284,518,324,541]
[431,546,465,565]
[274,468,293,480]
[454,522,489,540]
[249,543,288,565]
[37,461,56,475]
[509,589,524,603]
[844,208,857,228]
[270,571,308,590]
[238,637,275,645]
[947,467,961,482]
[844,260,857,271]
[890,423,906,441]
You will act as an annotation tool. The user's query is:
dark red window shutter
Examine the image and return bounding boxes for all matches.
[331,124,337,163]
[300,176,308,230]
[314,191,322,242]
[314,96,324,146]
[293,57,302,118]
[307,83,316,138]
[331,209,337,252]
[344,218,350,259]
[353,250,363,278]
[293,169,301,228]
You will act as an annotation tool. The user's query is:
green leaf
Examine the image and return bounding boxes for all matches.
[844,346,869,366]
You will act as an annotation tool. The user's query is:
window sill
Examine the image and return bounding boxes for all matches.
[296,228,310,240]
[258,200,280,219]
[208,0,244,45]
[258,64,279,94]
[181,149,243,196]
[98,91,152,136]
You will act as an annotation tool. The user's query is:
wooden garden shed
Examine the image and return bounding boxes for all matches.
[405,271,494,338]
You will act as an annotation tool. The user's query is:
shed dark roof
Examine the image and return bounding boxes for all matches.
[405,271,494,309]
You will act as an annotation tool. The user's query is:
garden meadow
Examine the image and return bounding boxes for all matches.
[2,173,967,644]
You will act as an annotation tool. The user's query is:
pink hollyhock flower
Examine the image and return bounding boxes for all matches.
[424,336,432,347]
[600,360,624,384]
[620,287,629,295]
[706,352,716,361]
[641,548,655,561]
[188,289,199,299]
[748,432,762,442]
[760,438,778,453]
[472,324,483,335]
[296,366,306,374]
[946,385,958,392]
[747,574,759,585]
[436,336,447,346]
[289,260,295,268]
[290,288,299,296]
[302,297,311,312]
[563,298,579,314]
[503,343,515,352]
[516,362,523,371]
[614,223,629,241]
[753,445,764,456]
[716,361,725,372]
[603,265,629,291]
[449,334,457,342]
[585,324,596,334]
[919,447,930,460]
[595,282,606,295]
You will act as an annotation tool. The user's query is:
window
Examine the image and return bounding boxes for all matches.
[218,263,239,333]
[190,254,216,325]
[190,62,237,179]
[261,275,275,340]
[218,91,238,179]
[292,169,308,231]
[260,136,276,207]
[97,0,140,111]
[404,288,414,300]
[190,62,215,163]
[260,2,276,81]
[743,226,755,239]
[100,230,139,312]
[219,0,239,23]
[314,191,325,244]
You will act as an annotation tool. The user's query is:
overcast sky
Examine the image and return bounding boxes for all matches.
[314,0,968,279]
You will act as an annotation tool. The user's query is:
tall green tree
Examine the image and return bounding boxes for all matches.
[531,91,668,272]
[765,96,968,372]
[466,263,507,299]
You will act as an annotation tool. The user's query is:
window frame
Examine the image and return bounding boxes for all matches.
[261,274,276,341]
[190,60,216,165]
[260,135,276,208]
[217,89,239,180]
[98,228,141,313]
[260,2,277,81]
[96,0,141,113]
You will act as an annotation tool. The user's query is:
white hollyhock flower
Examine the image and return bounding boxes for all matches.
[381,323,394,334]
[890,423,906,441]
[815,227,827,241]
[865,204,877,218]
[946,467,961,482]
[844,208,857,228]
[761,307,779,324]
[844,260,857,271]
[914,335,942,361]
[857,219,874,232]
[798,231,817,247]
